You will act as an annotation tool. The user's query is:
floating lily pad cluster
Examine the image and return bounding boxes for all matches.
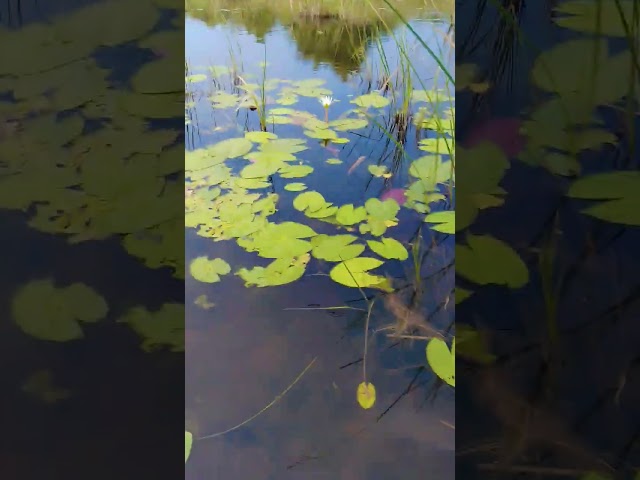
[454,4,639,309]
[184,126,426,291]
[186,65,457,290]
[0,0,185,281]
[1,0,189,354]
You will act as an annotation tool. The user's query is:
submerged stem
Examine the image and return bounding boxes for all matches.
[198,356,317,440]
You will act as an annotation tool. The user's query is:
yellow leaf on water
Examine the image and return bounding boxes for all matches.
[356,382,376,409]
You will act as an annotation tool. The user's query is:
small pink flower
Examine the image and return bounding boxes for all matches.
[380,188,407,205]
[465,117,525,158]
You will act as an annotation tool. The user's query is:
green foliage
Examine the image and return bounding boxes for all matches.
[185,431,193,463]
[329,257,391,290]
[567,171,640,225]
[312,234,365,261]
[12,280,108,342]
[367,237,408,260]
[189,257,231,283]
[456,235,528,288]
[117,303,184,352]
[425,337,455,386]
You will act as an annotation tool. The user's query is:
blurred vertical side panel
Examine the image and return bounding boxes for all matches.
[456,1,640,479]
[0,0,184,478]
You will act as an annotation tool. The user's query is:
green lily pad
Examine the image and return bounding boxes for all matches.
[368,165,389,178]
[330,117,368,131]
[279,164,314,178]
[186,74,207,83]
[209,138,253,159]
[311,235,365,262]
[118,303,184,352]
[329,257,388,289]
[189,257,231,283]
[12,279,108,342]
[185,431,193,463]
[455,287,473,304]
[426,337,455,386]
[367,237,408,260]
[293,191,327,212]
[424,210,455,234]
[132,57,182,93]
[245,131,278,143]
[553,1,637,38]
[567,171,640,225]
[240,161,282,179]
[336,204,367,226]
[456,235,529,288]
[236,254,310,287]
[456,325,496,364]
[351,92,390,109]
[284,182,307,192]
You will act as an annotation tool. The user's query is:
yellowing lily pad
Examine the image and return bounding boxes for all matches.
[356,382,376,409]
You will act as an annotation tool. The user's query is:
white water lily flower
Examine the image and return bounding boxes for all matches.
[319,95,334,108]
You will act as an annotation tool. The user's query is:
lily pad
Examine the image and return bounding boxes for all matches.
[336,204,367,226]
[312,235,365,262]
[293,191,327,213]
[12,279,108,342]
[456,235,528,288]
[245,131,277,143]
[329,257,387,289]
[284,182,307,192]
[236,254,310,287]
[426,338,455,386]
[189,257,231,283]
[367,237,408,260]
[356,382,376,409]
[352,92,390,109]
[117,303,184,352]
[567,171,640,225]
[424,210,455,234]
[185,431,193,463]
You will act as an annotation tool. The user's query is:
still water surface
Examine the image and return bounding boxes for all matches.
[185,2,454,479]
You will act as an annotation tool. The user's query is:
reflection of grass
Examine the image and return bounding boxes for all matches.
[186,0,453,25]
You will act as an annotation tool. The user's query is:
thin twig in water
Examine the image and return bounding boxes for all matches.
[198,356,317,440]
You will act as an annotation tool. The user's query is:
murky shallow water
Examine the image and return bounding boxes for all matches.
[185,3,455,479]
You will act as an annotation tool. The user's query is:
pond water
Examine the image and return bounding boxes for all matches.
[185,1,455,479]
[0,1,185,478]
[455,2,640,478]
